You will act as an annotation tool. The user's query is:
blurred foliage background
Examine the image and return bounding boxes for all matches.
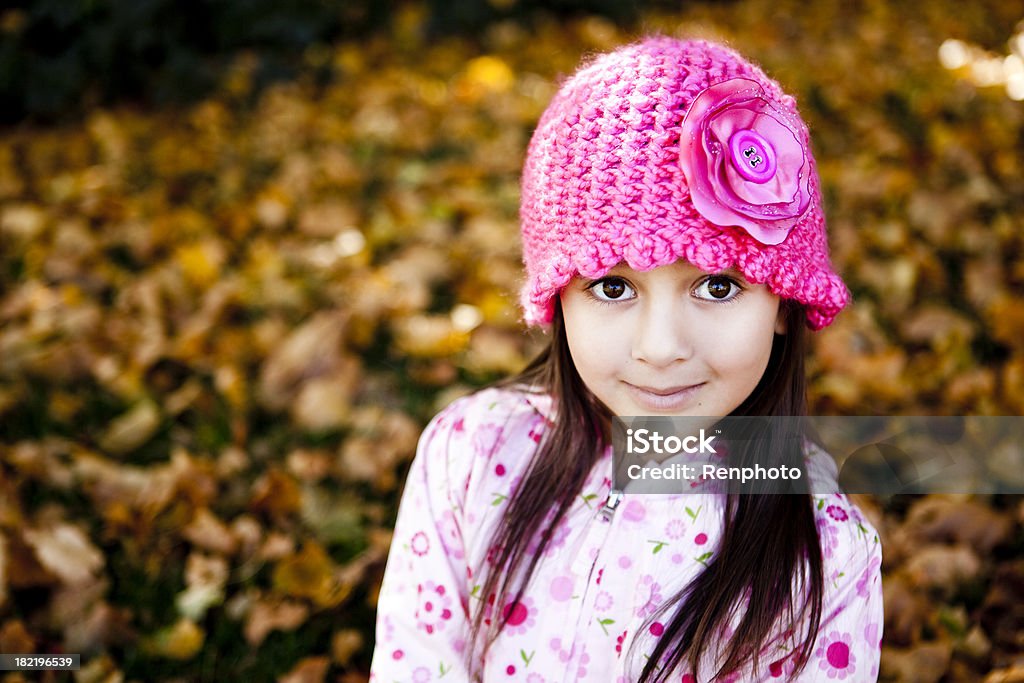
[1,0,1023,681]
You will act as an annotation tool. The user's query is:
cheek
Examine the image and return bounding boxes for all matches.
[565,320,614,383]
[707,308,778,381]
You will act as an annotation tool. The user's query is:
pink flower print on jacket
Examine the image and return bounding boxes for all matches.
[857,554,882,599]
[437,510,464,560]
[816,516,840,559]
[471,421,507,457]
[416,581,454,635]
[826,504,849,522]
[410,531,430,557]
[501,596,537,635]
[664,518,687,540]
[575,649,591,680]
[526,514,570,557]
[815,631,857,680]
[549,637,574,663]
[594,590,614,612]
[634,574,663,618]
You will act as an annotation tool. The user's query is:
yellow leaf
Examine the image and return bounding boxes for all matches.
[98,400,161,455]
[463,56,515,94]
[146,617,204,660]
[174,240,226,289]
[272,542,337,605]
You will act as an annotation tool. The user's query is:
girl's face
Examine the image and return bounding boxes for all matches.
[559,260,785,417]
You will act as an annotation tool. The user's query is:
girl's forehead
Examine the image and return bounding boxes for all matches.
[602,260,745,280]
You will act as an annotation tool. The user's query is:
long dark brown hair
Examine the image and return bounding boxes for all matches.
[468,299,824,681]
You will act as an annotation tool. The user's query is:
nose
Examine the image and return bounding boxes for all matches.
[630,301,693,367]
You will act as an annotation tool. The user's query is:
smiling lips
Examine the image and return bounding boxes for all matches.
[624,381,706,411]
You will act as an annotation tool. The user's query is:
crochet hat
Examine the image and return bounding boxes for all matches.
[519,37,849,330]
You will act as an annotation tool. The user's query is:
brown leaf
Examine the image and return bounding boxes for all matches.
[987,297,1024,352]
[176,552,229,620]
[464,326,528,375]
[984,666,1024,683]
[979,560,1024,651]
[338,407,420,491]
[277,656,329,683]
[905,497,1013,555]
[330,629,363,667]
[0,619,36,654]
[258,311,349,411]
[182,508,238,556]
[880,641,953,683]
[243,598,309,646]
[72,653,124,683]
[285,449,331,483]
[250,468,302,517]
[64,601,135,653]
[5,530,55,588]
[0,532,6,607]
[292,361,359,430]
[272,541,350,608]
[6,439,74,488]
[297,201,358,238]
[23,522,103,586]
[903,544,982,593]
[900,306,976,347]
[0,203,47,241]
[883,574,930,646]
[73,450,178,518]
[49,574,108,631]
[258,532,296,562]
[392,314,469,358]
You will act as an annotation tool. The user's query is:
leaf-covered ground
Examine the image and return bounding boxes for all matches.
[1,2,1022,681]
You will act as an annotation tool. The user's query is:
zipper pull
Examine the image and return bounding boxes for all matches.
[599,489,624,521]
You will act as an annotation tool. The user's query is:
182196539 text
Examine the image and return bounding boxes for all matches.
[0,654,81,671]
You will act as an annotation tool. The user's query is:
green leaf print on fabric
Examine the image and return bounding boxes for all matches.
[648,539,668,554]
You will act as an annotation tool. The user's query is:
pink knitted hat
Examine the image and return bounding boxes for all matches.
[519,37,849,330]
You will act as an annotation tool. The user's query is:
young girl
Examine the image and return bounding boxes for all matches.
[370,37,883,682]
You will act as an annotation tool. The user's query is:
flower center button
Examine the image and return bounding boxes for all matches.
[728,129,776,183]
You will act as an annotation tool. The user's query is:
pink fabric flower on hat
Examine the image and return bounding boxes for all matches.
[680,78,812,245]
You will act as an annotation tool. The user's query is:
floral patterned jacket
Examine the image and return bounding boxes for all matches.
[370,387,883,682]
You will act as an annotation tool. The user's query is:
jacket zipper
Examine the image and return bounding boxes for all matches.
[599,488,624,520]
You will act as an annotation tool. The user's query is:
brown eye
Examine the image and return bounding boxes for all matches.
[601,280,626,299]
[707,277,732,299]
[694,275,741,302]
[589,277,635,302]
